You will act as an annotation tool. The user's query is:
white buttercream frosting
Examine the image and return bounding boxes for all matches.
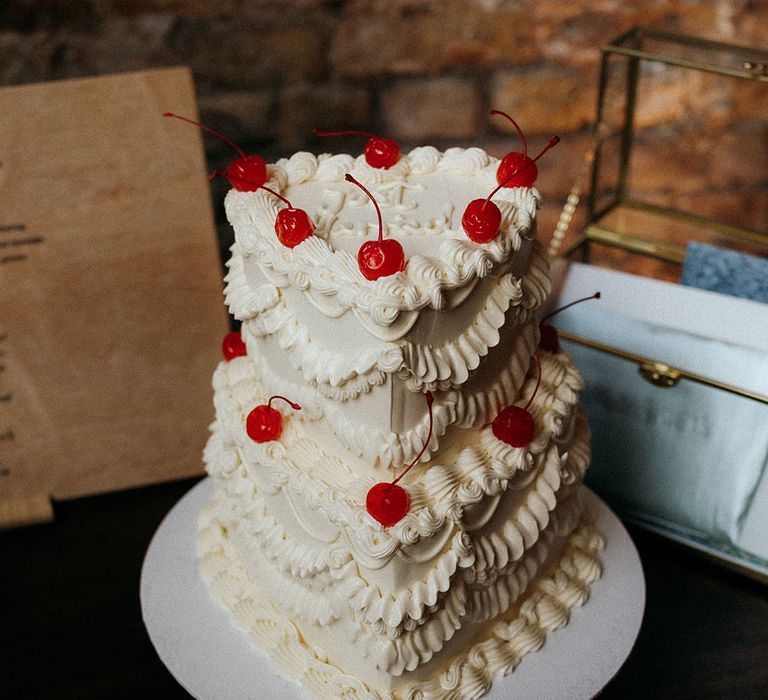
[198,143,603,698]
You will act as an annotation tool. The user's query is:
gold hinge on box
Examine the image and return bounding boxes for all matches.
[558,329,768,405]
[638,361,681,388]
[0,495,54,530]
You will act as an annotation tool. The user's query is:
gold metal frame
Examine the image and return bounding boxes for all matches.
[562,27,768,263]
[551,28,768,408]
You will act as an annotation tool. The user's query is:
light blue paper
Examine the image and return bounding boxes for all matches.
[558,305,768,549]
[682,241,768,304]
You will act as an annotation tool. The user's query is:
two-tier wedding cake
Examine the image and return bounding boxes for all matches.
[197,143,604,699]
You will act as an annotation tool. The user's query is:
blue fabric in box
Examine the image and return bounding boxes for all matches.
[682,241,768,304]
[557,304,768,550]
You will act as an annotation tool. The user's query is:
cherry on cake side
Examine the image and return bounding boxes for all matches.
[222,330,247,361]
[314,129,400,169]
[492,354,541,447]
[539,292,601,354]
[163,112,267,191]
[462,136,560,243]
[366,391,434,527]
[345,174,405,280]
[246,395,302,443]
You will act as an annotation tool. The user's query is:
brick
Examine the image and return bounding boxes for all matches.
[277,83,371,150]
[674,188,768,234]
[628,118,767,196]
[113,0,240,15]
[170,19,327,89]
[198,90,274,155]
[330,15,437,77]
[115,1,334,22]
[0,30,56,85]
[631,67,736,131]
[438,9,544,68]
[0,0,100,32]
[330,8,541,78]
[51,17,175,80]
[731,4,768,48]
[491,67,596,135]
[380,76,481,142]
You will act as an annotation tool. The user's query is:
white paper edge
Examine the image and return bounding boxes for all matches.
[549,258,768,350]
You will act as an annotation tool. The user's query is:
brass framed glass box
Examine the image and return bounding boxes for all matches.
[562,27,768,267]
[551,28,768,582]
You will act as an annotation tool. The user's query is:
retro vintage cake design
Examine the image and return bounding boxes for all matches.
[184,113,605,699]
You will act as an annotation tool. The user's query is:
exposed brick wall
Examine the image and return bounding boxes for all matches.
[2,0,767,273]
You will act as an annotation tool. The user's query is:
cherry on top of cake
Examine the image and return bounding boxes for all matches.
[492,110,550,189]
[163,112,268,191]
[462,111,559,244]
[165,112,554,322]
[314,128,401,169]
[345,173,405,281]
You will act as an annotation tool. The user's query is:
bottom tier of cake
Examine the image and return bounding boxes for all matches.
[197,500,604,700]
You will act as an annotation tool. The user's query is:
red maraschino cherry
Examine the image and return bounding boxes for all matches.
[492,110,538,188]
[345,174,405,280]
[539,292,601,354]
[163,112,267,191]
[246,395,302,443]
[366,391,434,527]
[244,182,315,248]
[492,355,541,448]
[222,330,247,361]
[462,136,559,243]
[314,129,400,169]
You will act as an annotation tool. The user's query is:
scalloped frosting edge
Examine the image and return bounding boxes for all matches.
[207,350,585,552]
[197,500,604,699]
[224,147,542,331]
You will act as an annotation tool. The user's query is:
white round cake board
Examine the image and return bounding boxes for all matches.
[141,478,645,700]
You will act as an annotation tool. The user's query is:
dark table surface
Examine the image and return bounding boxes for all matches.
[2,476,767,700]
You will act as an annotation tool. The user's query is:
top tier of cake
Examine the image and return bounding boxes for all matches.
[223,147,550,472]
[225,147,542,335]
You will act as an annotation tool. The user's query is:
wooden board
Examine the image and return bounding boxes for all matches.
[0,67,229,525]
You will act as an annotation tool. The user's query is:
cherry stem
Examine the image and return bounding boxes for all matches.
[163,112,247,160]
[267,395,302,411]
[392,392,434,486]
[490,109,527,159]
[482,136,560,212]
[314,128,377,139]
[523,355,542,413]
[208,170,293,207]
[344,174,383,244]
[542,292,601,323]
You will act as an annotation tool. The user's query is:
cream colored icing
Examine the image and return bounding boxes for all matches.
[198,497,604,699]
[225,148,541,336]
[202,347,594,676]
[198,143,604,698]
